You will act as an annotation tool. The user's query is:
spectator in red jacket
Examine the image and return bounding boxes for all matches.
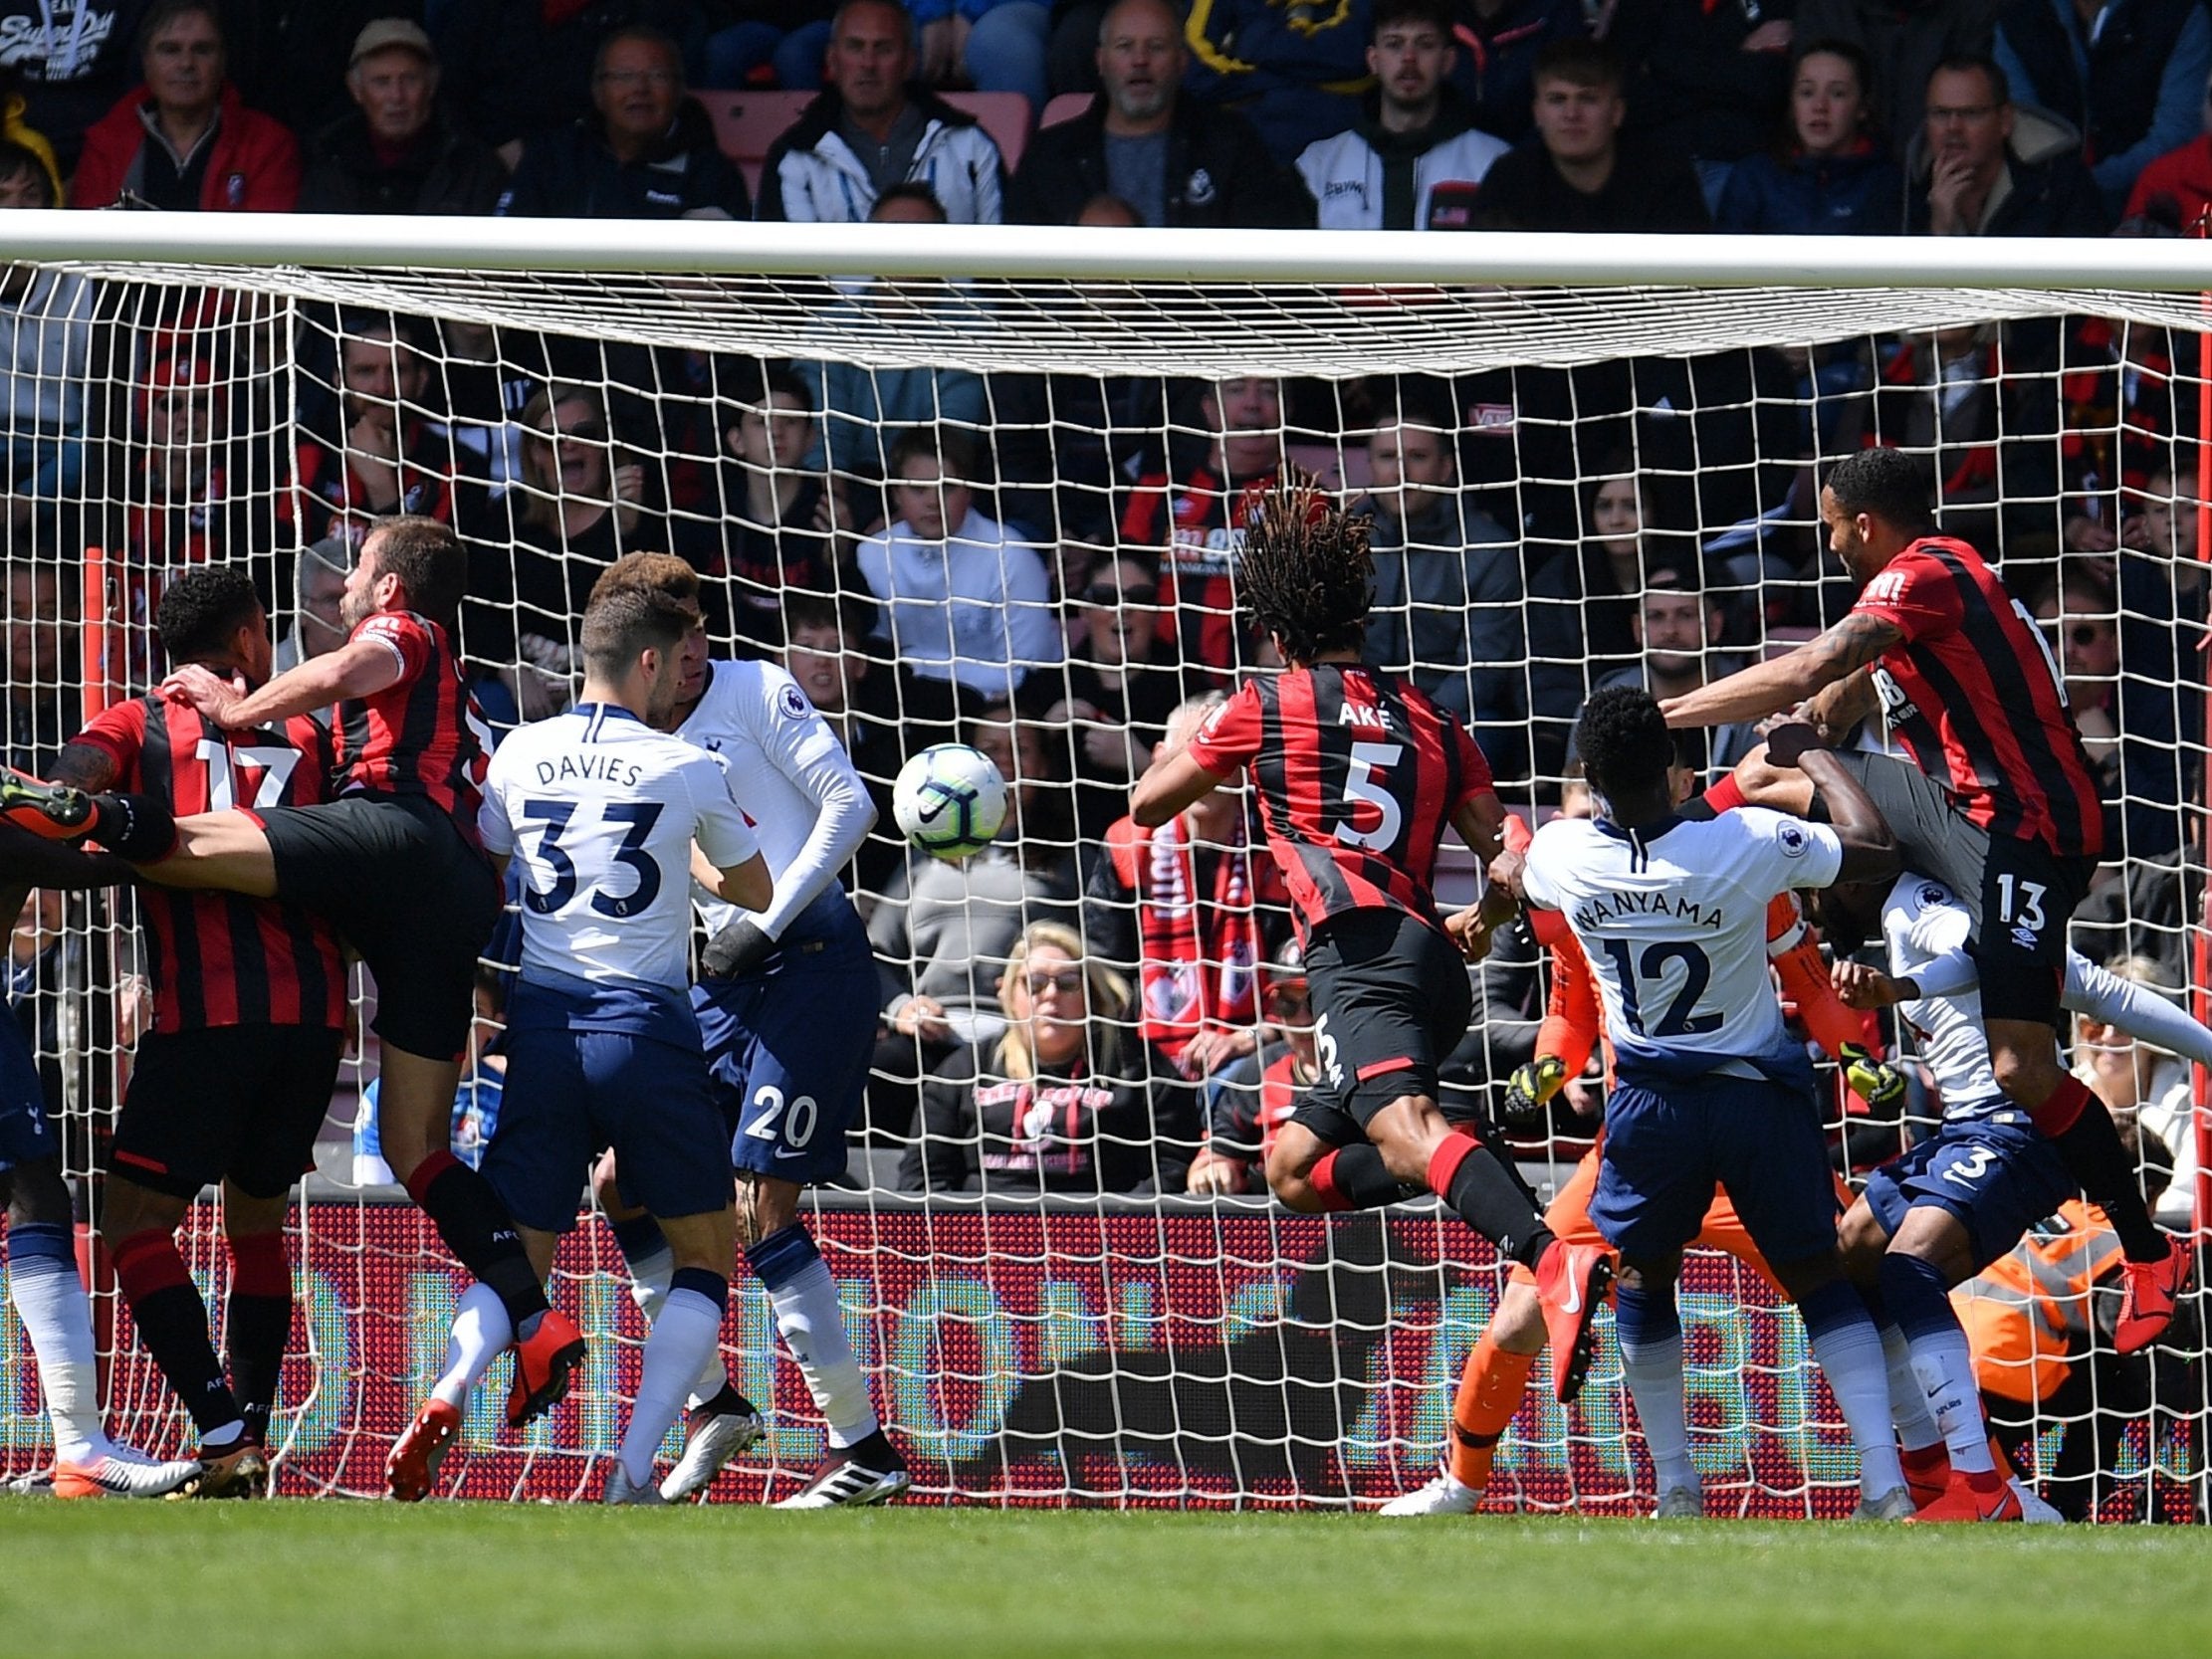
[69,0,300,211]
[2123,83,2212,233]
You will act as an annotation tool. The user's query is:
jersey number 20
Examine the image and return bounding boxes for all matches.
[1602,939,1721,1038]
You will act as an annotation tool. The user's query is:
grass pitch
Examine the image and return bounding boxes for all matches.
[3,1500,2206,1657]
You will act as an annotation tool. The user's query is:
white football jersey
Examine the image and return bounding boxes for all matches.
[676,659,861,935]
[1879,875,2007,1118]
[1522,808,1845,1073]
[481,702,759,990]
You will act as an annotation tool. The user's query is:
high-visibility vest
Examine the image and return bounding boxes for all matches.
[1950,1199,2124,1404]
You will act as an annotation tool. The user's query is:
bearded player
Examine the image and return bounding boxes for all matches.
[1,518,585,1426]
[1662,448,2190,1349]
[1132,486,1613,1404]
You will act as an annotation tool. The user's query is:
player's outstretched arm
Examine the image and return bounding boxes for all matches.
[2065,954,2212,1070]
[164,640,404,731]
[1131,747,1232,829]
[1659,613,1901,729]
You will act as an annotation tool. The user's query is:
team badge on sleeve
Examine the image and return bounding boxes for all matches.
[1778,822,1811,859]
[777,683,811,722]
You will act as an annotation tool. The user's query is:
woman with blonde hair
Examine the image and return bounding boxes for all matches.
[900,922,1202,1196]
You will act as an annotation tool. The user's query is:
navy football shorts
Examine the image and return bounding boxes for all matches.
[1862,1112,2076,1271]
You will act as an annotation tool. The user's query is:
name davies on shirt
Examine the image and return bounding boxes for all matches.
[532,752,654,788]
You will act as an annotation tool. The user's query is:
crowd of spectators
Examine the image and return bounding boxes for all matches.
[0,0,2203,1229]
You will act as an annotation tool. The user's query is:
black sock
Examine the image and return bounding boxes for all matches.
[2051,1108,2167,1262]
[842,1428,902,1471]
[86,792,177,862]
[1443,1143,1554,1268]
[223,1295,291,1445]
[415,1159,552,1326]
[124,1286,242,1436]
[1326,1142,1409,1209]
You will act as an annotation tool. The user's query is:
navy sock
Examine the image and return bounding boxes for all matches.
[670,1265,730,1313]
[1877,1249,1956,1342]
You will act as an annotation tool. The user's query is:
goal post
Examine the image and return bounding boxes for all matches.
[0,214,2203,1518]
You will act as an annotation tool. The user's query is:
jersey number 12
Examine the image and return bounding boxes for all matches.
[1601,938,1721,1038]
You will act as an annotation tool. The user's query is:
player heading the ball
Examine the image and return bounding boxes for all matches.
[1133,483,1613,1404]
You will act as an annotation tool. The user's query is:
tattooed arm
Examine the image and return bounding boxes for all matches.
[1802,664,1881,743]
[1659,612,1903,729]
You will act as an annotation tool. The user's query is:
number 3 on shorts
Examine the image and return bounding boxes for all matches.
[744,1084,818,1150]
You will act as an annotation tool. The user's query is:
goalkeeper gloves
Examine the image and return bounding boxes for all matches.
[1840,1042,1904,1111]
[701,918,774,980]
[1502,1055,1569,1125]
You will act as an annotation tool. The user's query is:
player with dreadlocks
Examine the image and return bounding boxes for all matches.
[1133,485,1614,1403]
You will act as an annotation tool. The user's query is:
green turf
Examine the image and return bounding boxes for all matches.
[3,1500,2206,1657]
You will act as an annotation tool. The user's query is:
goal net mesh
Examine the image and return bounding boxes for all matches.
[0,250,2202,1519]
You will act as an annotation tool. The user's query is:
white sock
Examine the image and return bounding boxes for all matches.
[1619,1329,1695,1495]
[750,1228,877,1448]
[621,1284,725,1486]
[1909,1329,1996,1475]
[1880,1323,1942,1452]
[1809,1318,1908,1499]
[8,1227,105,1464]
[627,1245,732,1407]
[430,1282,512,1410]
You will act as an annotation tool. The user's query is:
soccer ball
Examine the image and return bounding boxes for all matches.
[892,743,1008,861]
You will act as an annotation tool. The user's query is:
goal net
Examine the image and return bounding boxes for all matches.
[0,217,2202,1519]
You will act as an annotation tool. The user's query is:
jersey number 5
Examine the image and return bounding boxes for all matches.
[1333,741,1403,851]
[1601,939,1721,1038]
[520,799,665,917]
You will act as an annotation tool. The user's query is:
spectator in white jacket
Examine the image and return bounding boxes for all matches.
[1296,0,1510,231]
[857,427,1060,710]
[758,0,1005,223]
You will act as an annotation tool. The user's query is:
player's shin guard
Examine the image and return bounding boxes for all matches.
[1427,1135,1552,1268]
[429,1281,513,1409]
[5,1222,105,1462]
[620,1268,728,1488]
[1880,1252,1995,1477]
[223,1232,292,1446]
[112,1230,244,1442]
[747,1224,880,1449]
[1796,1280,1907,1500]
[1309,1144,1404,1211]
[1614,1282,1694,1497]
[1448,1330,1536,1494]
[613,1215,732,1406]
[405,1151,551,1329]
[2032,1081,2167,1263]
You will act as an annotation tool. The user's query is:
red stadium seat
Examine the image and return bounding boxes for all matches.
[940,91,1032,175]
[1040,93,1093,129]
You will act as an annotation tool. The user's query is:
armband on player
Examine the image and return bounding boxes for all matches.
[1502,1055,1569,1125]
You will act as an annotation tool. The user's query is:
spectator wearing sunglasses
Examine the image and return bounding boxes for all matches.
[899,922,1203,1195]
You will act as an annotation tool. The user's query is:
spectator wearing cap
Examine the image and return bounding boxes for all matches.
[499,25,750,219]
[71,0,300,210]
[1297,0,1511,231]
[1472,37,1710,231]
[758,0,1005,224]
[1993,0,2211,217]
[1083,693,1290,1082]
[300,20,508,216]
[1579,571,1759,784]
[1906,54,2107,235]
[1006,0,1309,227]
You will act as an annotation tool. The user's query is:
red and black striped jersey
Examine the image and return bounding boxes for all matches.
[336,609,489,845]
[1851,536,2104,859]
[1186,662,1495,941]
[1119,459,1284,674]
[76,696,346,1033]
